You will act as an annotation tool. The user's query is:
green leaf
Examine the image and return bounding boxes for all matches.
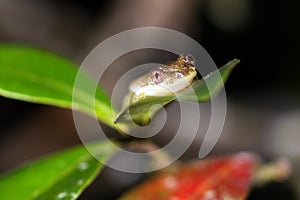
[115,59,239,126]
[179,59,240,102]
[115,96,174,126]
[0,140,116,200]
[0,45,115,128]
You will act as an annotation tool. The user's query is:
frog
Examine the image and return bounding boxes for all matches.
[127,55,198,104]
[115,55,198,124]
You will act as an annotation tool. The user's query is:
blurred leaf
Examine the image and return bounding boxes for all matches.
[0,140,116,200]
[115,59,239,126]
[0,45,116,128]
[120,152,258,200]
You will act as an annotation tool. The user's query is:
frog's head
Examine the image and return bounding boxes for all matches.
[150,55,197,84]
[130,55,198,97]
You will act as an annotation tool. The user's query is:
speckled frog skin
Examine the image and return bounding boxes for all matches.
[126,55,198,104]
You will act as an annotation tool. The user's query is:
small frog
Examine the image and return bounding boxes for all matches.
[115,55,198,124]
[127,55,198,104]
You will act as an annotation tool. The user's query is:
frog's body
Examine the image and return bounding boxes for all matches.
[126,55,198,104]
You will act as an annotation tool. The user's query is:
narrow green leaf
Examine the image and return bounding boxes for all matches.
[115,59,239,126]
[0,140,116,200]
[0,45,115,128]
[179,59,240,102]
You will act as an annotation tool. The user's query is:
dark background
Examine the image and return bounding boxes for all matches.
[0,0,299,199]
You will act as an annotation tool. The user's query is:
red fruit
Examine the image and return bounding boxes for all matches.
[120,152,258,200]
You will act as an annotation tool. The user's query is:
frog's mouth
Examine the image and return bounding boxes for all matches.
[194,68,201,81]
[133,71,197,97]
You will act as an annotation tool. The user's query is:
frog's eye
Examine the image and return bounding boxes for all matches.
[184,55,195,66]
[150,68,165,84]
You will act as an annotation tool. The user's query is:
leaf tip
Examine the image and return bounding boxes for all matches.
[229,58,241,68]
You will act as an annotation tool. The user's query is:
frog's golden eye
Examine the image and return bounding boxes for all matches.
[150,68,165,84]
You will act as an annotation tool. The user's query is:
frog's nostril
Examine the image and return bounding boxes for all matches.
[184,55,196,66]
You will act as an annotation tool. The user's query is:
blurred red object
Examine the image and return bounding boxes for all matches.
[120,152,258,200]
